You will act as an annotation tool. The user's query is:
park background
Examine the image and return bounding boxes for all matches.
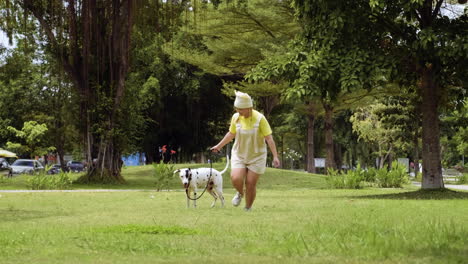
[0,0,466,186]
[0,1,467,263]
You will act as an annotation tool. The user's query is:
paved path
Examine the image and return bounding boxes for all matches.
[0,189,183,193]
[412,182,468,191]
[1,185,467,193]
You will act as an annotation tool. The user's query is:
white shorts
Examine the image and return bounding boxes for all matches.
[231,152,267,175]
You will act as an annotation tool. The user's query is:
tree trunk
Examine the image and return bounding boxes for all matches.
[413,118,420,177]
[262,95,279,119]
[306,104,316,173]
[413,148,420,177]
[280,134,284,169]
[387,152,393,169]
[323,103,336,171]
[334,142,342,170]
[378,153,385,169]
[84,133,125,183]
[56,135,67,171]
[420,65,444,189]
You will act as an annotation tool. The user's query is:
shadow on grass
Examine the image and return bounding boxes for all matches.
[350,188,468,200]
[0,209,57,222]
[411,242,468,263]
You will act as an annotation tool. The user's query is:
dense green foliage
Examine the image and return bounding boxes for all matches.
[326,168,364,189]
[28,169,73,190]
[249,0,467,187]
[0,1,466,185]
[6,121,52,158]
[326,161,409,189]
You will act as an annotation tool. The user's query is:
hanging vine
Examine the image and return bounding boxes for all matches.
[1,0,136,183]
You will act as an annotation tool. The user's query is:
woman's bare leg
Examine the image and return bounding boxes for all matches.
[231,168,247,195]
[244,170,260,209]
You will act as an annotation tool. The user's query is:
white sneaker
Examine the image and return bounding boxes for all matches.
[232,192,243,207]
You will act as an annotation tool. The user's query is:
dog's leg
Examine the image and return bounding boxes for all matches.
[186,189,190,208]
[219,193,225,207]
[193,187,197,208]
[207,189,218,208]
[215,187,225,207]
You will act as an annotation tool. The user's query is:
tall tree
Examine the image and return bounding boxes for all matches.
[364,0,466,188]
[0,40,47,147]
[2,0,136,182]
[291,0,467,188]
[248,11,387,171]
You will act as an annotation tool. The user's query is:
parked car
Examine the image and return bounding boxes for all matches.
[10,159,45,175]
[47,164,68,175]
[0,158,12,177]
[67,161,85,172]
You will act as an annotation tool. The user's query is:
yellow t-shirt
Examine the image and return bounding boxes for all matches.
[229,110,272,137]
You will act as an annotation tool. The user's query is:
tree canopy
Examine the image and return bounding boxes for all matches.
[0,0,466,188]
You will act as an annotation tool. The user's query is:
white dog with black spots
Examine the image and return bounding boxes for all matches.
[175,156,229,208]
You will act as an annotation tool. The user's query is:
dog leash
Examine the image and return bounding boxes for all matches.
[185,157,214,201]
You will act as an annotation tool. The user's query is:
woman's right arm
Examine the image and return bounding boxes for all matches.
[211,132,235,152]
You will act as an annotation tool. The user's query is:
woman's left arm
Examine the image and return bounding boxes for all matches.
[265,134,281,168]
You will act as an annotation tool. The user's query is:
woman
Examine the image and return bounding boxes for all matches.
[211,91,280,211]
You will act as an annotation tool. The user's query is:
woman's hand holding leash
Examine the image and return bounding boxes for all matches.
[212,132,236,154]
[210,146,221,153]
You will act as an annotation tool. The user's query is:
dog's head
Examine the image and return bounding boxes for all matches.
[174,168,192,189]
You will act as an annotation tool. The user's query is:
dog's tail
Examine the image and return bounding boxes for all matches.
[219,154,230,175]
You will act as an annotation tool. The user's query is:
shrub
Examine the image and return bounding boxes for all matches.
[363,167,377,182]
[0,175,7,184]
[326,168,363,189]
[456,173,468,184]
[325,168,345,189]
[28,170,73,190]
[153,161,175,191]
[375,166,389,185]
[376,161,409,188]
[345,167,364,189]
[327,161,409,189]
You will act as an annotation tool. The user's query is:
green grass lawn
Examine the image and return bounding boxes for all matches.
[0,164,467,264]
[0,162,328,191]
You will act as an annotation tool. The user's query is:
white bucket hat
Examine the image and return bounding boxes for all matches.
[234,90,253,109]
